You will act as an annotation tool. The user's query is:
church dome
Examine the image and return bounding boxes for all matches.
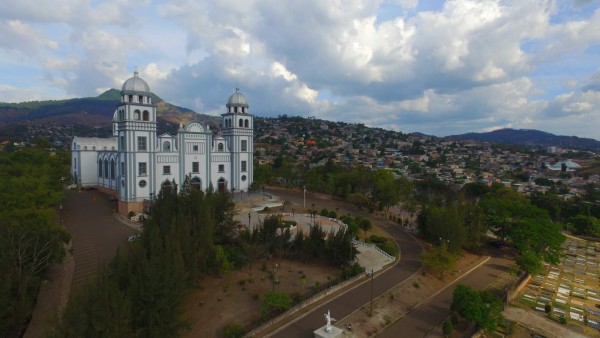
[122,71,150,93]
[226,88,249,108]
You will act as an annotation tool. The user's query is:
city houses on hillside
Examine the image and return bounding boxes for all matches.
[71,71,254,216]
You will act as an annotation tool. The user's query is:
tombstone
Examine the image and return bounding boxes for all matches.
[313,309,343,338]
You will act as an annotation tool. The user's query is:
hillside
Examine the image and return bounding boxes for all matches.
[0,89,219,128]
[446,128,600,151]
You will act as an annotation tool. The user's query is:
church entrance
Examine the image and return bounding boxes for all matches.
[192,177,202,190]
[217,178,226,193]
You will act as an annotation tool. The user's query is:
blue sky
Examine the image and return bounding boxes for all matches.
[1,0,600,139]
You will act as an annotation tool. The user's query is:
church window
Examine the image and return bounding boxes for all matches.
[74,158,77,169]
[238,119,243,127]
[234,107,238,113]
[143,110,149,121]
[163,166,171,175]
[121,162,125,175]
[218,143,224,151]
[120,136,124,151]
[138,162,147,176]
[104,160,109,178]
[241,140,247,152]
[139,95,143,103]
[138,137,147,151]
[134,110,141,120]
[193,144,198,152]
[84,146,87,150]
[192,162,199,173]
[99,161,103,177]
[191,177,201,190]
[163,141,171,151]
[241,161,247,172]
[128,95,133,102]
[218,164,225,173]
[245,119,249,128]
[110,160,116,179]
[139,180,147,188]
[241,175,247,181]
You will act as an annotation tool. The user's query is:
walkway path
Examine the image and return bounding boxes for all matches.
[504,307,588,338]
[23,189,138,337]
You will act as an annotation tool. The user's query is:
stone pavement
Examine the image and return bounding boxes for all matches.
[504,307,589,338]
[354,242,395,273]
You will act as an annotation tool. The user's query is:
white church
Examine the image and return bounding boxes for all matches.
[71,71,254,216]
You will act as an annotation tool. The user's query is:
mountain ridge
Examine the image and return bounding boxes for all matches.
[445,128,600,151]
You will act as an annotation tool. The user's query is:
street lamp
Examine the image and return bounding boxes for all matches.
[248,212,251,228]
[272,263,279,291]
[292,208,295,220]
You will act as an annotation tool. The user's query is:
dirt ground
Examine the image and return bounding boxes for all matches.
[180,258,341,338]
[336,251,484,337]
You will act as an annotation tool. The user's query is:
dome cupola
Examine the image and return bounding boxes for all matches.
[122,71,150,93]
[226,88,249,112]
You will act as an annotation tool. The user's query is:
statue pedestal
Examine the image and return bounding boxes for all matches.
[313,325,343,338]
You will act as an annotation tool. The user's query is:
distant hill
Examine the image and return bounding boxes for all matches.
[0,89,220,128]
[446,128,600,151]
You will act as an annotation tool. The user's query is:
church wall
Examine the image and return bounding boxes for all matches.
[78,151,99,187]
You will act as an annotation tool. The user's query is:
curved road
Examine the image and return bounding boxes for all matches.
[265,188,423,338]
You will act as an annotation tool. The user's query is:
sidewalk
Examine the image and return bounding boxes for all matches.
[504,307,589,338]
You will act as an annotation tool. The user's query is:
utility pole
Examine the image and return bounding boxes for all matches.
[370,269,374,317]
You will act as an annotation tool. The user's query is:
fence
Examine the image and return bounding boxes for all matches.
[244,271,367,337]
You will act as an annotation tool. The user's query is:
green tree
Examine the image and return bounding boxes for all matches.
[451,285,503,332]
[260,291,292,319]
[421,242,458,279]
[359,218,372,238]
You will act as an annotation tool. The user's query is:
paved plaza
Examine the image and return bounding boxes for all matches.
[233,192,395,273]
[520,236,600,336]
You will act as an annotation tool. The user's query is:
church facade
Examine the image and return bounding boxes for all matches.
[71,72,254,216]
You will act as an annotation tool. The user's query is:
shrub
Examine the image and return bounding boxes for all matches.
[328,211,337,218]
[260,291,292,319]
[442,320,453,337]
[320,208,329,216]
[223,322,244,338]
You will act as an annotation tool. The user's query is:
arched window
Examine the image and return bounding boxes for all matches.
[138,95,144,103]
[143,110,149,121]
[98,161,103,177]
[163,141,171,151]
[244,119,249,128]
[110,160,116,179]
[134,110,141,120]
[104,159,109,178]
[238,119,243,127]
[218,143,224,151]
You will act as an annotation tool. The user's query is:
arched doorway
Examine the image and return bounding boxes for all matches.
[162,181,173,194]
[192,177,202,190]
[217,178,226,193]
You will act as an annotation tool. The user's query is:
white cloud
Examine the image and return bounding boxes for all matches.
[2,0,600,140]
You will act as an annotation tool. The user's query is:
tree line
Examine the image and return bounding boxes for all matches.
[0,147,70,337]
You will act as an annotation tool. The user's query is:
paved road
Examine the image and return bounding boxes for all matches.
[379,253,513,337]
[265,188,423,338]
[63,189,137,289]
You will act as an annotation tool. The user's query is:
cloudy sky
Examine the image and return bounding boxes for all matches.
[1,0,600,139]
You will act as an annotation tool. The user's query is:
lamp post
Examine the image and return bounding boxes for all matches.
[312,203,316,227]
[59,204,63,224]
[248,212,251,228]
[292,208,295,220]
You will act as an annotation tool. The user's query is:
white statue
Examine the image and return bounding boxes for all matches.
[324,309,336,332]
